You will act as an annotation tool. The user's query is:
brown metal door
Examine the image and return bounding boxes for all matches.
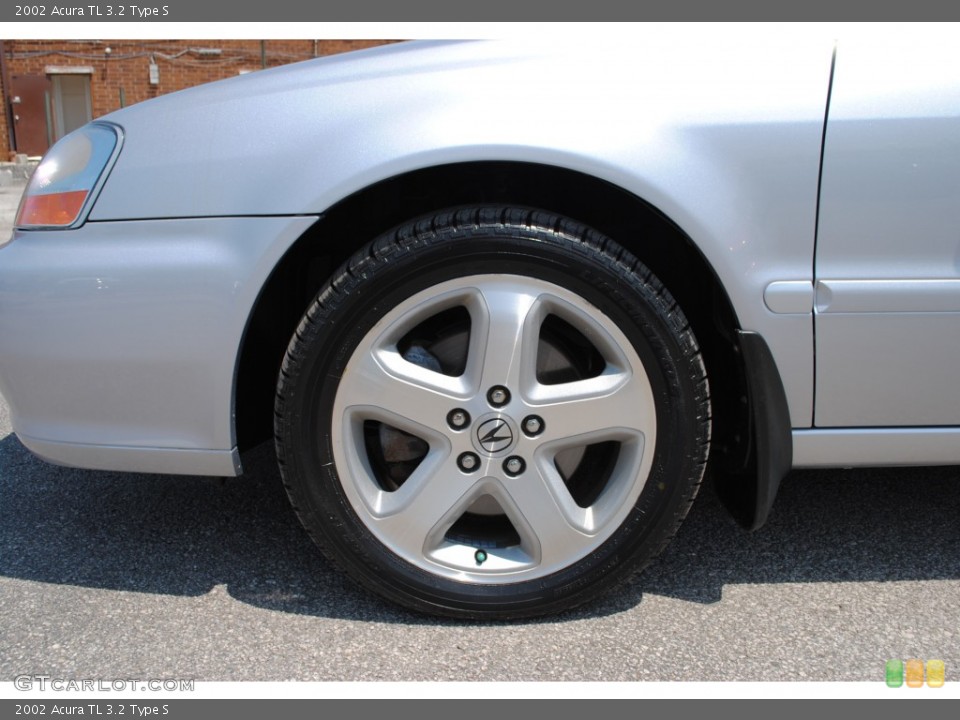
[10,74,52,156]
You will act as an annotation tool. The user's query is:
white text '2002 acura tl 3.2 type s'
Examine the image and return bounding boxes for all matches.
[2,31,959,618]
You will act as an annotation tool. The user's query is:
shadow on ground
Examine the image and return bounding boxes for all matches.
[1,429,958,624]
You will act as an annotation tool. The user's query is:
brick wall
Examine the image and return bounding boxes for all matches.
[0,83,8,155]
[0,39,399,156]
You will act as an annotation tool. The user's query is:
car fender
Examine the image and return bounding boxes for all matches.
[92,37,835,427]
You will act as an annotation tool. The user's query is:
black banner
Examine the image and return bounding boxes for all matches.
[3,1,958,23]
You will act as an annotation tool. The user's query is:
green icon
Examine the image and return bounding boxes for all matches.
[474,549,488,565]
[886,659,904,688]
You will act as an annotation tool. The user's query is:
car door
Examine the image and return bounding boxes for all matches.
[815,35,960,427]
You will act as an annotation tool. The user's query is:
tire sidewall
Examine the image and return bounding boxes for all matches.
[280,223,704,617]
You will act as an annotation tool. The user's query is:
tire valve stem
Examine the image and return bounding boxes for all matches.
[474,549,488,566]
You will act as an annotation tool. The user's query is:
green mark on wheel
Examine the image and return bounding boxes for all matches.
[475,549,488,565]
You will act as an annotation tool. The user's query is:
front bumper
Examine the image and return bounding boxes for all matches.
[0,215,316,476]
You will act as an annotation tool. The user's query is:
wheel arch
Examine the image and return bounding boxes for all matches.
[234,160,788,528]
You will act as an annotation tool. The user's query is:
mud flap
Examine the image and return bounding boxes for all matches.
[714,330,793,531]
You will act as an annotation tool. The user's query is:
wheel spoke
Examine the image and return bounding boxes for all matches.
[469,282,544,395]
[498,463,597,569]
[532,369,656,447]
[366,454,481,560]
[337,348,460,436]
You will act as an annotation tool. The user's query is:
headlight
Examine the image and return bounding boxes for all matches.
[15,123,122,230]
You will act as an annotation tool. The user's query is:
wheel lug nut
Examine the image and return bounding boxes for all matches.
[458,452,480,473]
[503,456,525,477]
[447,409,471,430]
[522,415,544,437]
[487,386,511,408]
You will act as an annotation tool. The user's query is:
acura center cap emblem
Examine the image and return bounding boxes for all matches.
[474,416,517,456]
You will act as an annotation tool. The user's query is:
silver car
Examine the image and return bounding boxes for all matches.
[2,34,959,618]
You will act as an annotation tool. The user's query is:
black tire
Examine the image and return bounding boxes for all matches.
[275,207,710,619]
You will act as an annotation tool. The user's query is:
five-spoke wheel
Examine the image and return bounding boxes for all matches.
[275,207,710,618]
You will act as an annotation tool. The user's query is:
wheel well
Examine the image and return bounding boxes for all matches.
[235,161,749,478]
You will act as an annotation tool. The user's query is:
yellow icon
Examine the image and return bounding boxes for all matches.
[905,659,924,687]
[927,660,945,688]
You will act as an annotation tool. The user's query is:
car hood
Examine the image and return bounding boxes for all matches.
[89,35,834,222]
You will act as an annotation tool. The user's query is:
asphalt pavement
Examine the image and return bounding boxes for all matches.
[0,180,958,684]
[1,388,959,682]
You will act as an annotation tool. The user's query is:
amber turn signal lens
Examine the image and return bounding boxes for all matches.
[17,190,89,227]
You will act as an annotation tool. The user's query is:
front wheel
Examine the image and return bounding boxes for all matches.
[275,207,710,618]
